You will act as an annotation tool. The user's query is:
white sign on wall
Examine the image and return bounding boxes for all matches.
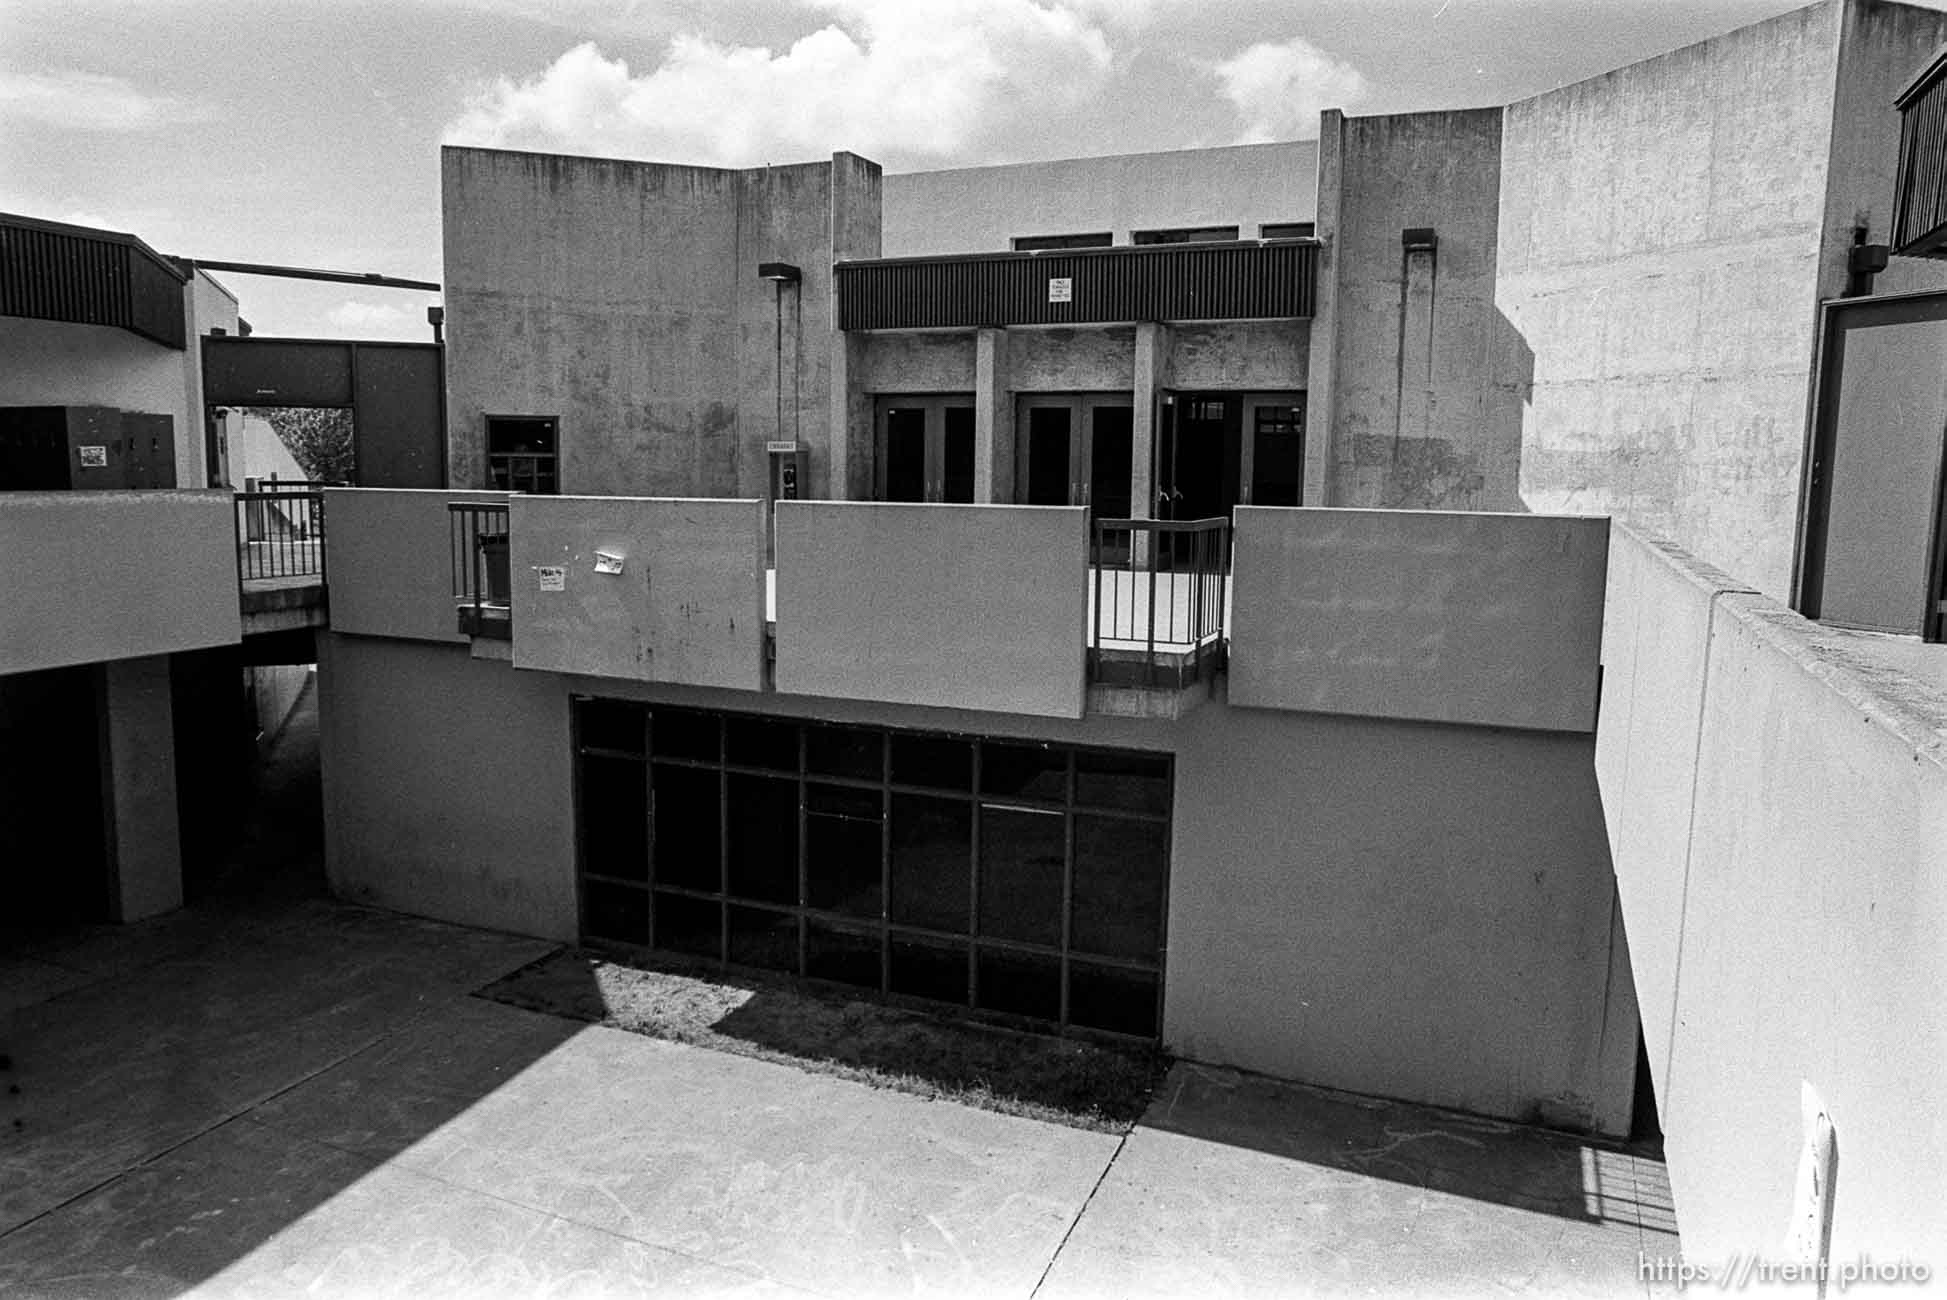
[1047,277,1073,304]
[536,566,566,592]
[78,446,108,468]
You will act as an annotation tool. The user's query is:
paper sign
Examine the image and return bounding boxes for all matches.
[1047,277,1073,303]
[593,551,624,575]
[537,566,566,592]
[78,446,108,468]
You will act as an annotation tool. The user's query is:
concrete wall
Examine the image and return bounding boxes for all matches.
[1820,1,1947,301]
[0,268,236,492]
[1598,522,1947,1256]
[442,146,879,500]
[0,491,239,676]
[855,331,977,394]
[322,488,509,645]
[235,413,306,486]
[1313,107,1518,512]
[0,319,189,448]
[317,631,576,940]
[774,502,1088,717]
[1229,507,1609,732]
[1007,327,1137,392]
[883,141,1317,256]
[1497,5,1841,597]
[1169,688,1634,1136]
[509,495,767,690]
[183,271,239,490]
[1169,321,1308,392]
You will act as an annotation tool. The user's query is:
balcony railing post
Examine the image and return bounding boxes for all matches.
[1144,528,1158,689]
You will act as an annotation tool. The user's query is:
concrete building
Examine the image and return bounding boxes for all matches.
[11,0,1947,1276]
[440,0,1947,609]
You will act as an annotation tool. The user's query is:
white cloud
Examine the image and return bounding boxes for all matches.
[1212,37,1366,143]
[443,0,1117,166]
[0,70,208,132]
[326,300,414,331]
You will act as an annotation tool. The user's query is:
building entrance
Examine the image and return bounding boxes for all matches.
[1156,391,1306,520]
[876,395,974,502]
[1014,394,1133,514]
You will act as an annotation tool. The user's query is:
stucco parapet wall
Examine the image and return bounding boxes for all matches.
[774,501,1089,719]
[1612,520,1947,770]
[1608,519,1756,600]
[323,488,511,645]
[509,495,767,692]
[0,489,240,675]
[1229,506,1608,732]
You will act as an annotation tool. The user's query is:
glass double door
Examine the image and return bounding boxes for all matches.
[1015,395,1134,515]
[877,396,975,502]
[1156,391,1306,520]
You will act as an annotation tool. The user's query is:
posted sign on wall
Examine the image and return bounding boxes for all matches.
[1047,277,1072,303]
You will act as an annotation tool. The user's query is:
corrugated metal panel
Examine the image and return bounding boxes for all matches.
[1894,62,1947,258]
[836,241,1317,330]
[0,213,187,348]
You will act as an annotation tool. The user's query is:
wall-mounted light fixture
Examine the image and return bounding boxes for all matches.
[759,263,805,500]
[427,304,445,344]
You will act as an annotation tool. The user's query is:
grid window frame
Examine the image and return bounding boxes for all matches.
[571,698,1173,1042]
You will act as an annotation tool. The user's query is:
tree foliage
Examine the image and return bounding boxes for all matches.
[243,406,354,484]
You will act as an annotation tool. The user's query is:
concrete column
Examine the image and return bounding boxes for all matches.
[1133,322,1174,566]
[974,328,1014,503]
[1133,322,1174,524]
[98,655,184,922]
[1303,109,1345,507]
[828,332,871,500]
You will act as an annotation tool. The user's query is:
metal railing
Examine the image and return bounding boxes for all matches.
[450,500,512,639]
[234,486,324,584]
[1089,516,1230,689]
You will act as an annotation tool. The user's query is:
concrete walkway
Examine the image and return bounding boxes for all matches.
[0,696,1676,1298]
[0,899,1678,1299]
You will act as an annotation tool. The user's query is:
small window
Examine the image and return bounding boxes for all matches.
[486,416,558,494]
[1259,221,1315,240]
[1012,232,1113,251]
[1131,226,1240,245]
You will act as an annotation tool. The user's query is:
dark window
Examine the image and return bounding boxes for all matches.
[890,794,972,931]
[806,784,883,916]
[1131,226,1239,245]
[978,806,1064,946]
[580,756,647,881]
[1250,399,1306,508]
[573,700,1174,1039]
[651,764,720,890]
[485,416,558,494]
[583,880,649,946]
[891,937,969,1003]
[807,724,882,780]
[728,905,798,973]
[1012,232,1113,251]
[977,948,1061,1021]
[1259,222,1315,240]
[1069,964,1158,1037]
[807,921,881,990]
[727,774,797,903]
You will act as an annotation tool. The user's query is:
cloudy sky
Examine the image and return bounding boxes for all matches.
[0,0,1866,339]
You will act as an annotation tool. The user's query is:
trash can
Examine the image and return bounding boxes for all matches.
[479,534,511,604]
